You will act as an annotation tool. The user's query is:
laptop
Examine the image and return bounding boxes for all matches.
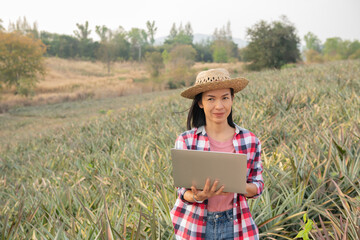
[171,149,248,194]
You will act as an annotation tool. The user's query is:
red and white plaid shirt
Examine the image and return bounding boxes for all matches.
[170,124,264,240]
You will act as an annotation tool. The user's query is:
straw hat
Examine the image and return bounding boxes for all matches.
[180,68,249,99]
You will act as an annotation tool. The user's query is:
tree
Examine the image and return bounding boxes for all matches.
[0,18,4,31]
[194,39,213,62]
[8,16,39,38]
[166,44,196,88]
[164,22,193,46]
[127,28,148,61]
[322,38,360,61]
[304,32,322,52]
[112,26,130,61]
[40,31,84,58]
[303,32,322,63]
[95,25,116,73]
[212,21,238,62]
[244,16,300,70]
[145,51,164,77]
[162,49,170,64]
[74,21,91,41]
[74,21,94,59]
[168,44,196,68]
[322,37,344,61]
[146,20,157,46]
[304,49,323,63]
[349,48,360,59]
[95,25,110,42]
[348,40,360,59]
[169,23,177,39]
[0,32,46,95]
[213,47,228,63]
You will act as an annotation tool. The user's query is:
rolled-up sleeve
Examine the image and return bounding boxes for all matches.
[175,135,187,150]
[174,135,193,203]
[247,139,264,199]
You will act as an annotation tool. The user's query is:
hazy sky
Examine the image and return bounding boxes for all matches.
[1,0,360,43]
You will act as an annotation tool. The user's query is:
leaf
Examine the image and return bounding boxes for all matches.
[295,230,307,239]
[332,139,346,160]
[303,213,307,223]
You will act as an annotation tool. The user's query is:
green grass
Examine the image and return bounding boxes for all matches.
[1,60,360,239]
[0,90,177,148]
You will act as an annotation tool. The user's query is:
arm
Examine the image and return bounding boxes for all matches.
[244,183,258,198]
[246,139,264,199]
[174,134,193,202]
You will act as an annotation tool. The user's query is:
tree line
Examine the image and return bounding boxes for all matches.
[0,17,238,63]
[303,32,360,63]
[2,16,359,66]
[1,16,360,95]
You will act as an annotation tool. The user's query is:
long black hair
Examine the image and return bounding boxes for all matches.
[186,88,235,130]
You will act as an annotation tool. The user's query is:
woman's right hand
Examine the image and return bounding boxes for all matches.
[191,178,225,202]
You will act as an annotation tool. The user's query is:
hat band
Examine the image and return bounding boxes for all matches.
[195,75,231,85]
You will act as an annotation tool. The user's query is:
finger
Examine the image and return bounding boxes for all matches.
[215,185,225,195]
[203,178,211,192]
[191,186,198,194]
[210,180,219,192]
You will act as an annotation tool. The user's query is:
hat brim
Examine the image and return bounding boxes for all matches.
[180,77,249,99]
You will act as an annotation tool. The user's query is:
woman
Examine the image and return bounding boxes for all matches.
[170,68,264,240]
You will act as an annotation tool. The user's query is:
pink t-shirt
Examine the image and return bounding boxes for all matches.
[207,135,235,212]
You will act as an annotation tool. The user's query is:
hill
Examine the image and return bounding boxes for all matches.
[155,33,248,48]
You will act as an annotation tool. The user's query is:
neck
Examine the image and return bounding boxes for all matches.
[205,120,234,140]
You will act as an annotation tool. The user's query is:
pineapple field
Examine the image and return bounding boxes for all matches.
[1,60,359,239]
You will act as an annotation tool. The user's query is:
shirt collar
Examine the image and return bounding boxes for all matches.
[196,123,243,135]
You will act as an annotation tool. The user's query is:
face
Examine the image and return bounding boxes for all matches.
[198,88,233,125]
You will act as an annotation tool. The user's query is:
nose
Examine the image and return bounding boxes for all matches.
[215,100,224,109]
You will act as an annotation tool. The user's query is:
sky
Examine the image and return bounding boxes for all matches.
[1,0,360,44]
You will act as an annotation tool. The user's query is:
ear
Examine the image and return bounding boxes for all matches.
[198,100,203,109]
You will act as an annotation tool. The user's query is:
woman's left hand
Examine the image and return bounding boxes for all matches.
[191,178,225,202]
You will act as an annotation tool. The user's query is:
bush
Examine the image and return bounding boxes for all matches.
[165,45,196,88]
[304,49,324,63]
[0,32,46,94]
[281,63,297,69]
[213,47,228,63]
[349,49,360,59]
[168,44,196,69]
[145,51,164,77]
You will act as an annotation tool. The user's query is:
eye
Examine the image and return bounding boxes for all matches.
[207,98,214,101]
[223,96,229,100]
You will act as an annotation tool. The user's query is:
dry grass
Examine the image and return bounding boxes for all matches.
[0,58,247,112]
[0,58,151,111]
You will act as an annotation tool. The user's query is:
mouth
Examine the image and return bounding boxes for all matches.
[213,113,225,117]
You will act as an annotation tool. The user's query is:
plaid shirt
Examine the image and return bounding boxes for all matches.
[170,124,264,240]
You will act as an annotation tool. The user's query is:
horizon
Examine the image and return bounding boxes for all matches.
[2,0,360,44]
[2,17,358,47]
